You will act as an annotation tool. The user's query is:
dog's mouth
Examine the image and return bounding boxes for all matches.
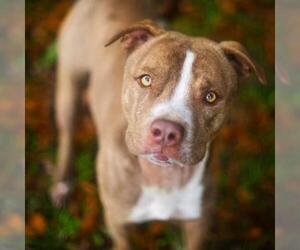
[139,153,185,168]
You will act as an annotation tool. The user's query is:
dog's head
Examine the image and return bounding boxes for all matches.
[106,20,266,167]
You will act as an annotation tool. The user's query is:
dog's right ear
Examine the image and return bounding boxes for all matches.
[105,19,165,52]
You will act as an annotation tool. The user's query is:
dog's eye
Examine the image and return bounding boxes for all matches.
[139,74,152,87]
[205,91,217,104]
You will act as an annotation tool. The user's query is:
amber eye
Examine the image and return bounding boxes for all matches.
[139,74,152,87]
[205,91,217,104]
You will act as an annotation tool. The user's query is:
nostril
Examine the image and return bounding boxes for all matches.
[167,132,176,141]
[152,128,162,137]
[165,124,184,146]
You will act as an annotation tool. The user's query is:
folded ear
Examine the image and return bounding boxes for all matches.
[105,19,165,52]
[219,41,267,85]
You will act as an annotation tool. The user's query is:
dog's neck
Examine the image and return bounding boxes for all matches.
[129,150,210,222]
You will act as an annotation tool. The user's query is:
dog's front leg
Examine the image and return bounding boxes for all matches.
[51,67,83,207]
[181,219,207,250]
[105,213,130,250]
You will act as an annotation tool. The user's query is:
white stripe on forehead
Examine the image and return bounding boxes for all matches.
[172,50,196,104]
[150,50,196,128]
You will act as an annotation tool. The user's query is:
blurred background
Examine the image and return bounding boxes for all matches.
[26,0,274,249]
[0,0,24,250]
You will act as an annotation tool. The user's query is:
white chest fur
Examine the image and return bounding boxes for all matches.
[128,152,209,223]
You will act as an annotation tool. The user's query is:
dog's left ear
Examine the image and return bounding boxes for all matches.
[105,19,165,52]
[219,41,267,85]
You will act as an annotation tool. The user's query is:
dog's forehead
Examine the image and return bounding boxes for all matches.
[132,34,228,84]
[133,36,186,72]
[142,35,222,63]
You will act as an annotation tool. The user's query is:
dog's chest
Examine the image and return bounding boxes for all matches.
[128,160,207,222]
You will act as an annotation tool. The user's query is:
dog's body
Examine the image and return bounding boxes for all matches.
[51,0,265,249]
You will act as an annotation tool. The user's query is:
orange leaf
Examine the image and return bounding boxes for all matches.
[28,213,46,235]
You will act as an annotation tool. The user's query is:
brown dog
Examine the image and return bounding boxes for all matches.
[51,0,266,249]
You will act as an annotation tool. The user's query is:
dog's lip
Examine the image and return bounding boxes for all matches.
[139,153,185,168]
[153,153,169,161]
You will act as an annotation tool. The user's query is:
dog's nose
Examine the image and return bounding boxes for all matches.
[150,119,184,146]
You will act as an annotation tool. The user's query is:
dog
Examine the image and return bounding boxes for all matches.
[50,0,266,249]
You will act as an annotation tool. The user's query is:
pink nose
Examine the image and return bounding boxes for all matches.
[150,119,184,146]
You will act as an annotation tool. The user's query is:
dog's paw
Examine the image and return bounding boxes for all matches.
[50,181,71,207]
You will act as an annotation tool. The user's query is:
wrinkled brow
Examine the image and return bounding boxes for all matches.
[195,77,227,95]
[139,66,160,77]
